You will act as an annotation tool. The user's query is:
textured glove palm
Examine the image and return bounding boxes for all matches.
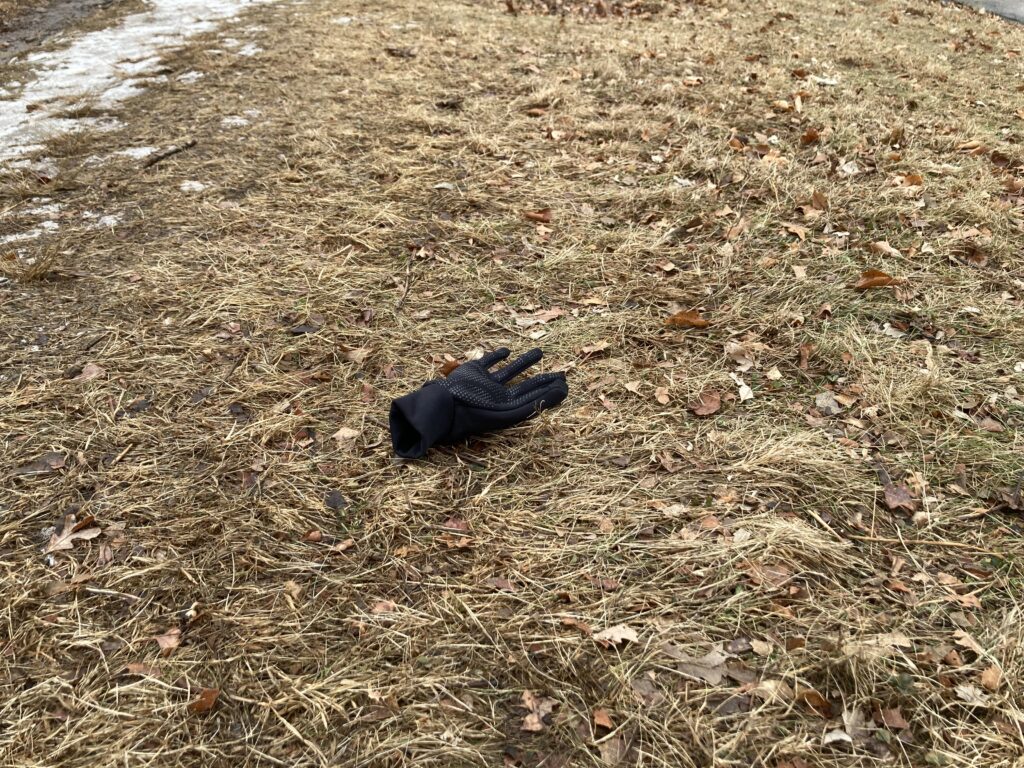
[389,348,568,459]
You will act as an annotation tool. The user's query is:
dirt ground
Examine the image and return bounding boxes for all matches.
[2,0,1024,766]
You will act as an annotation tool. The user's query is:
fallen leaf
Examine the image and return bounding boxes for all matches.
[154,628,182,655]
[952,629,985,656]
[124,662,161,677]
[869,241,902,259]
[730,373,753,401]
[688,390,721,416]
[13,451,67,476]
[878,707,909,730]
[598,736,631,765]
[663,646,729,685]
[331,538,355,553]
[523,208,552,224]
[484,577,517,592]
[515,307,565,327]
[520,690,558,732]
[765,366,783,381]
[815,391,842,416]
[842,632,912,660]
[749,639,772,656]
[750,678,795,702]
[822,729,852,747]
[593,708,614,729]
[792,264,807,280]
[980,665,1002,692]
[45,515,101,554]
[371,600,397,614]
[977,416,1004,433]
[439,359,461,376]
[340,346,370,364]
[593,624,638,648]
[654,386,670,405]
[325,490,347,510]
[883,482,917,513]
[724,341,757,371]
[798,342,814,369]
[665,310,709,329]
[624,380,643,395]
[726,217,749,240]
[800,127,820,145]
[903,173,924,186]
[581,340,610,355]
[561,617,593,636]
[75,362,106,381]
[955,684,990,707]
[798,688,831,720]
[630,675,665,707]
[188,687,220,714]
[854,269,899,290]
[332,426,360,442]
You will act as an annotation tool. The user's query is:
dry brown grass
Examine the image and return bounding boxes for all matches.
[2,0,1024,766]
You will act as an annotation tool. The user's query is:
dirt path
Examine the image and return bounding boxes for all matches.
[2,1,1024,766]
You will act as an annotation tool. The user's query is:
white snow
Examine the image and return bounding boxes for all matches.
[177,70,205,83]
[236,43,262,56]
[221,115,250,127]
[332,16,353,25]
[180,180,207,192]
[116,146,157,159]
[1,229,44,245]
[23,202,63,217]
[0,0,275,165]
[6,157,59,177]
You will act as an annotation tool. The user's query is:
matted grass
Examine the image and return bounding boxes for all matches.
[2,0,1023,765]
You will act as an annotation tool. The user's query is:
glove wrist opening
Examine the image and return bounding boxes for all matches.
[389,381,455,459]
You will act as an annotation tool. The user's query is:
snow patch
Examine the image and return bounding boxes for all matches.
[236,43,262,56]
[221,115,249,128]
[177,70,205,83]
[23,202,63,217]
[6,157,59,177]
[1,229,44,245]
[332,16,353,25]
[0,0,277,164]
[116,146,157,159]
[180,180,207,192]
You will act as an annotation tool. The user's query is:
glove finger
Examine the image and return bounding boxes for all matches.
[477,347,511,370]
[508,371,566,403]
[493,348,543,383]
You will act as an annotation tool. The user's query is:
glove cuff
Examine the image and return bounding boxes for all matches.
[389,381,455,459]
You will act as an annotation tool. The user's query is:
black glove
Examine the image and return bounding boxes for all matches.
[389,347,568,459]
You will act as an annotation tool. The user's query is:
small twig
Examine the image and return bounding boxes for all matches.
[394,261,414,312]
[848,534,1003,557]
[1010,470,1024,509]
[142,138,196,169]
[108,443,135,467]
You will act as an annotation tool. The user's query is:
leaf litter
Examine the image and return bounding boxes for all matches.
[4,0,1024,765]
